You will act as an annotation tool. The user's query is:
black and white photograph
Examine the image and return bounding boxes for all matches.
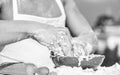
[0,0,120,75]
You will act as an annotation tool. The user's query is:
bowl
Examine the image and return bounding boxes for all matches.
[52,55,105,69]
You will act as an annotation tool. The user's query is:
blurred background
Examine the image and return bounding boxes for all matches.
[75,0,120,67]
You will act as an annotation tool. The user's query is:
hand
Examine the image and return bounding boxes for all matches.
[72,37,93,57]
[32,26,72,56]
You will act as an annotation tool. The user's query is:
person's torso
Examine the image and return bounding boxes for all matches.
[1,0,66,27]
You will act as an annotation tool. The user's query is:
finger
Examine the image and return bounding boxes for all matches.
[64,27,72,40]
[36,67,49,75]
[58,33,72,56]
[33,35,49,46]
[48,72,57,75]
[56,27,72,48]
[84,43,93,55]
[57,27,72,40]
[62,28,72,49]
[26,63,37,75]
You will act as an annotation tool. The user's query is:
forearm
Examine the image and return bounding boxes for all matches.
[64,1,92,36]
[64,0,97,47]
[0,20,50,46]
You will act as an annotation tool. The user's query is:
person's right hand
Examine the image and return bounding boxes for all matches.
[32,26,72,56]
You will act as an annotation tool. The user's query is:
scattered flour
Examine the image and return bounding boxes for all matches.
[52,63,120,75]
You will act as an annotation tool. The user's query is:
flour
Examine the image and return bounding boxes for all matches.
[52,63,120,75]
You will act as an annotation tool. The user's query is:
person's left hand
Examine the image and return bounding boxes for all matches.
[71,37,93,57]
